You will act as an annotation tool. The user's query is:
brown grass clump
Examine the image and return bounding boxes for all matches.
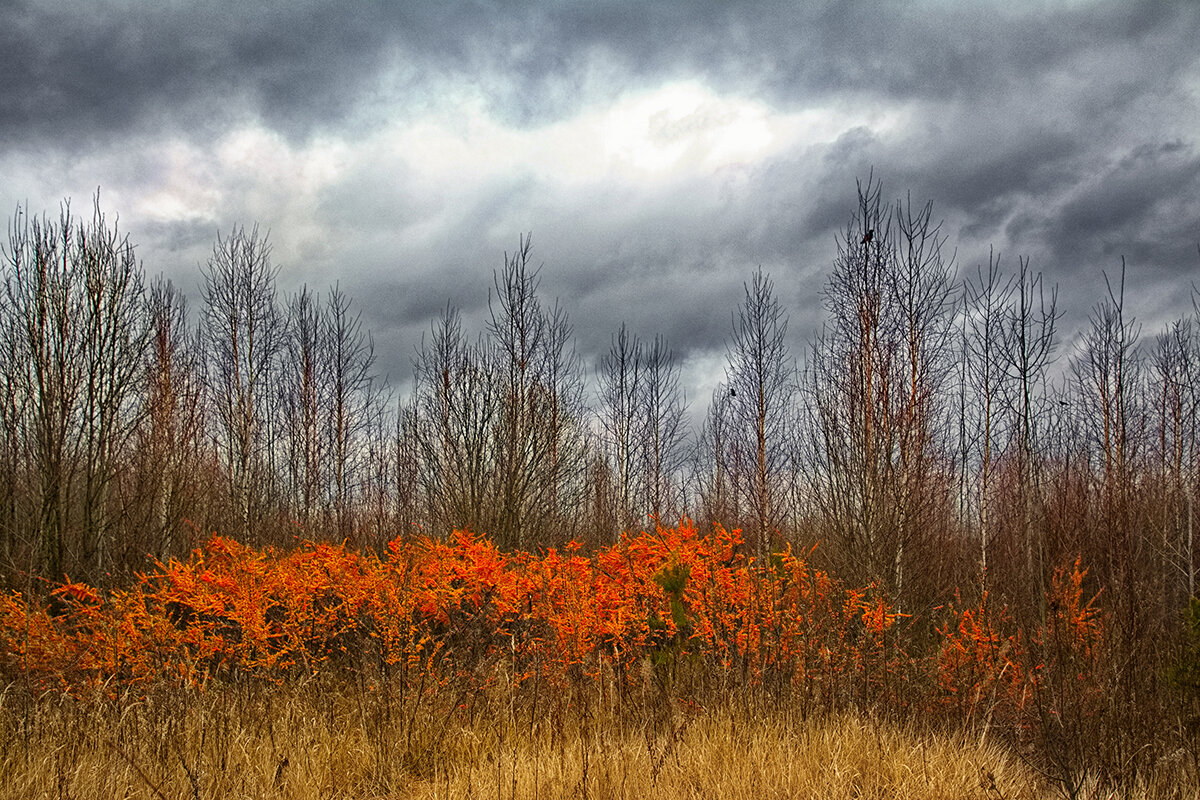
[7,672,1199,799]
[404,709,1038,800]
[1,676,1043,800]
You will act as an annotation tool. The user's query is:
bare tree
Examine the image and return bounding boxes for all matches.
[724,269,797,558]
[694,384,740,532]
[597,326,689,537]
[960,251,1015,591]
[486,236,588,548]
[806,177,956,599]
[323,285,380,541]
[696,386,729,534]
[0,277,24,573]
[76,204,150,574]
[1071,264,1144,517]
[597,323,643,534]
[806,178,894,587]
[134,278,207,559]
[1069,263,1152,635]
[637,333,688,525]
[0,197,150,580]
[281,285,327,530]
[411,304,500,535]
[359,384,394,550]
[1064,262,1172,779]
[201,225,282,542]
[391,397,423,537]
[997,257,1060,617]
[1150,316,1199,604]
[1,204,81,578]
[534,297,591,545]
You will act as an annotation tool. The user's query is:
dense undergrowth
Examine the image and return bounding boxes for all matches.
[1,522,1198,797]
[0,678,1047,799]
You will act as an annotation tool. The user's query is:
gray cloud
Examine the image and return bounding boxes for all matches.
[3,0,1200,405]
[9,2,1196,146]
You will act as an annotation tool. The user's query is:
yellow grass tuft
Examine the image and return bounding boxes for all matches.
[1,678,1192,799]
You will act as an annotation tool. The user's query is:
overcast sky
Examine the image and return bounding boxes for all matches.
[2,0,1199,408]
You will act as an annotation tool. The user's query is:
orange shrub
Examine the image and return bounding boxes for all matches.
[0,523,1107,724]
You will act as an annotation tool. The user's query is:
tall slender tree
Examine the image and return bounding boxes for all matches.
[597,326,688,536]
[324,285,380,541]
[411,304,500,535]
[597,323,643,534]
[135,278,207,559]
[487,236,588,548]
[806,177,956,598]
[960,251,1015,590]
[281,285,327,529]
[638,333,688,525]
[1150,316,1199,604]
[0,197,149,580]
[201,225,282,542]
[723,269,796,558]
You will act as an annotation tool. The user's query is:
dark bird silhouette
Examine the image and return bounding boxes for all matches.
[861,229,873,245]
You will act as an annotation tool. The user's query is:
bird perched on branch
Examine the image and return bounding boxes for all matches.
[861,229,873,245]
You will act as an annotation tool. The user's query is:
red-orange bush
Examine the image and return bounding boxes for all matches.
[0,522,1107,727]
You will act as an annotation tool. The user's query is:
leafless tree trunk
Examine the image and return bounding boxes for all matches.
[638,333,688,525]
[1070,263,1151,627]
[806,176,955,599]
[998,257,1059,619]
[282,285,326,530]
[359,386,394,550]
[412,304,500,535]
[695,385,740,532]
[486,236,588,549]
[597,323,642,535]
[806,178,892,587]
[1072,265,1143,521]
[0,197,149,581]
[1,204,82,578]
[534,298,590,546]
[1151,317,1198,606]
[961,251,1015,593]
[597,326,689,538]
[0,312,24,575]
[392,397,422,538]
[324,285,379,542]
[136,278,207,560]
[201,225,282,543]
[724,269,797,559]
[78,205,150,574]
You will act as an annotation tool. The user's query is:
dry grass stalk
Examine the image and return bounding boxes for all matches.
[0,677,1091,800]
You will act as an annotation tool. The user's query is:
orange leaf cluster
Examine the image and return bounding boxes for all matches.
[0,522,1106,726]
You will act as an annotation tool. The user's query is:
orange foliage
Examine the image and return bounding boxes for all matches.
[0,523,1107,727]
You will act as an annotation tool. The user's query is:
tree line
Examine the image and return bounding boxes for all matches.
[1,180,1197,645]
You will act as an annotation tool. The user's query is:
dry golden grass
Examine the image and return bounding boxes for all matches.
[402,709,1038,800]
[0,677,1192,800]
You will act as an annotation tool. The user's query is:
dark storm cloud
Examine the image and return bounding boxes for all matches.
[0,0,485,146]
[138,216,214,255]
[1053,141,1200,259]
[479,2,1200,126]
[10,1,1196,147]
[3,0,1200,398]
[1009,139,1200,317]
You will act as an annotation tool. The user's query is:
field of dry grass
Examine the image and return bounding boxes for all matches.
[3,674,1195,800]
[1,677,1060,800]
